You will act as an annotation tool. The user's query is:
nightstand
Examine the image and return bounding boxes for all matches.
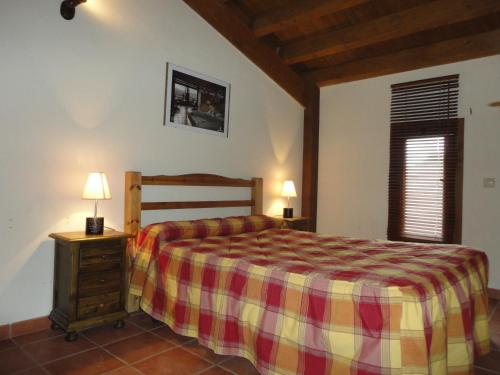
[281,217,312,232]
[48,230,132,341]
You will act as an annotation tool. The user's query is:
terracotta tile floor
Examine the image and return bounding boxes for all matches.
[1,304,500,375]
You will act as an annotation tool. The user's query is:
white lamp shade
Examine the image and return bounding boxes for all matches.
[82,172,112,200]
[281,180,297,198]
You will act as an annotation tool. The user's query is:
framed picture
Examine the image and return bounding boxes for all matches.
[164,63,230,137]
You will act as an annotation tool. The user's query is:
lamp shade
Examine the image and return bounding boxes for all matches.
[281,180,297,198]
[82,172,112,200]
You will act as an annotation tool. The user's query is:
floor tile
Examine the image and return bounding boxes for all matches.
[82,323,144,346]
[489,300,498,320]
[13,329,64,346]
[23,335,95,364]
[43,348,122,375]
[221,356,260,375]
[0,347,37,375]
[0,339,16,352]
[104,367,142,375]
[490,308,500,332]
[489,298,498,309]
[127,313,164,331]
[150,326,194,345]
[198,366,234,375]
[475,366,499,375]
[104,332,173,364]
[133,347,212,375]
[491,330,500,351]
[14,367,48,375]
[491,303,500,316]
[182,340,229,364]
[475,350,500,373]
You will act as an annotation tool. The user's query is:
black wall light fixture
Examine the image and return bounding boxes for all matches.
[60,0,87,20]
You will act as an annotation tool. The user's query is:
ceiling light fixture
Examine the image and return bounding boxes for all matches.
[60,0,87,20]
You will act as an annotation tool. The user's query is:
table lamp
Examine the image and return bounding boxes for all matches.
[281,180,296,218]
[82,172,111,234]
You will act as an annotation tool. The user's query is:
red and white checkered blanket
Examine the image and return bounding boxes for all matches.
[130,215,489,375]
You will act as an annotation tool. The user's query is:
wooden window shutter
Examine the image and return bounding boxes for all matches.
[388,75,463,244]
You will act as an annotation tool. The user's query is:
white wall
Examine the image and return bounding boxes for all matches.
[318,55,500,288]
[0,0,304,324]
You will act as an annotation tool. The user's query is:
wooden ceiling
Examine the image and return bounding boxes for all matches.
[184,0,500,105]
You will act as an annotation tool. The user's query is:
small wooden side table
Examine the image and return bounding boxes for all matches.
[48,230,132,341]
[281,217,312,232]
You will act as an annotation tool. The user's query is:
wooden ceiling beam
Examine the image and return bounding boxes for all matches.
[182,0,307,106]
[282,0,500,64]
[252,0,370,37]
[305,29,500,86]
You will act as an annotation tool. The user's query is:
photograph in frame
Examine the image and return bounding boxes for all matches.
[164,63,230,137]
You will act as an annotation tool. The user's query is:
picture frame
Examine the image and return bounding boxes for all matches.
[163,63,230,138]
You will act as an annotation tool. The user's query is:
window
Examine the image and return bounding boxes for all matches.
[388,75,463,244]
[404,136,445,240]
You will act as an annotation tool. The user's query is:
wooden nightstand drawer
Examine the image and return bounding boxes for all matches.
[78,292,121,319]
[80,246,122,272]
[80,239,122,249]
[79,270,122,298]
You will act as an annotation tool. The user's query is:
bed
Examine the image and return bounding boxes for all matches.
[124,172,489,375]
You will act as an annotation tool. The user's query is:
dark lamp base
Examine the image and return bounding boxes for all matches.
[86,217,104,235]
[283,208,293,219]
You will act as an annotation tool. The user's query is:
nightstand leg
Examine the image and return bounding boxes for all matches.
[114,319,125,329]
[65,332,78,342]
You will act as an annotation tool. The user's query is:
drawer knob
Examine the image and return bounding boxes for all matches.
[101,255,107,259]
[99,303,104,308]
[99,279,105,283]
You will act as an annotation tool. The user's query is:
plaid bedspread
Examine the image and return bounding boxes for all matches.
[129,216,489,375]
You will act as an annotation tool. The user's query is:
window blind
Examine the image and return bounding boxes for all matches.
[388,75,463,244]
[391,75,459,123]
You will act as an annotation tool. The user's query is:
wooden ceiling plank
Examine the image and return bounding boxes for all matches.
[182,0,307,106]
[300,12,500,71]
[283,0,500,64]
[253,0,370,37]
[306,29,500,86]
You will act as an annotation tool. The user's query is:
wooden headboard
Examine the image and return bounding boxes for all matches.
[123,172,263,312]
[123,172,263,235]
[124,172,262,312]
